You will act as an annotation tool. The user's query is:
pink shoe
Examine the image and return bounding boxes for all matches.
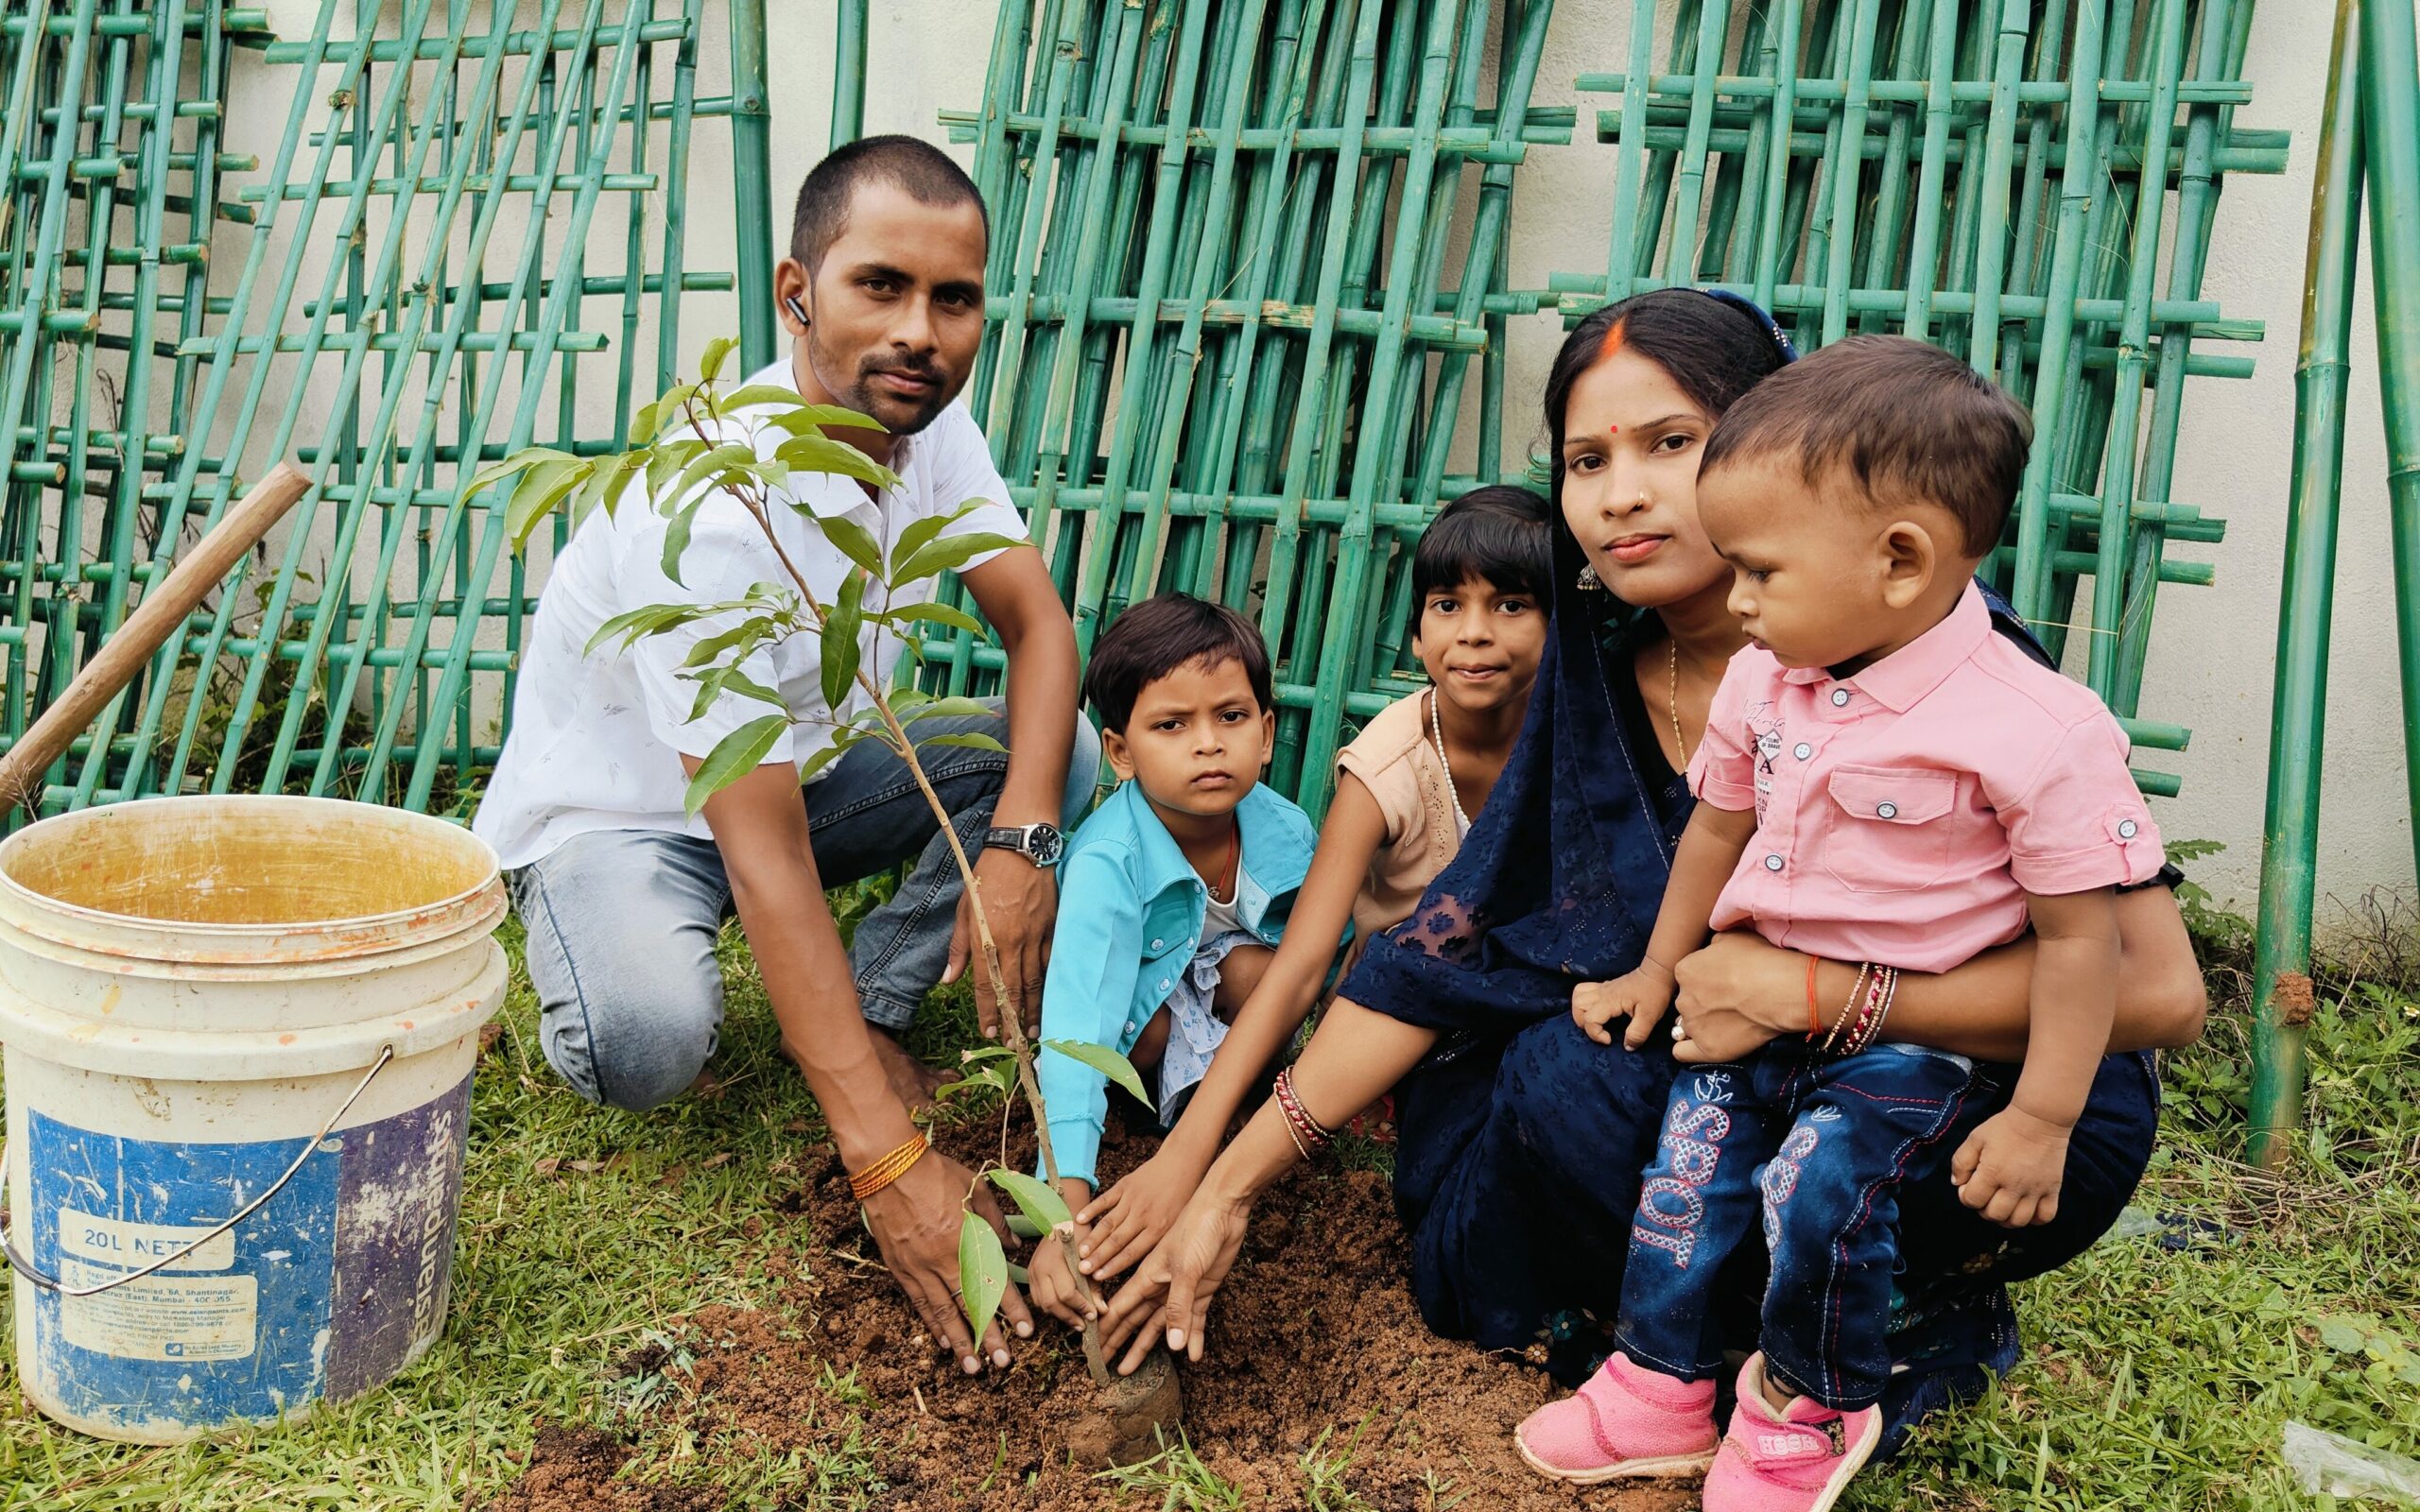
[1513,1351,1719,1484]
[1703,1353,1882,1512]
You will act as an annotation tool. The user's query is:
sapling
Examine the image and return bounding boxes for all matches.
[471,339,1166,1413]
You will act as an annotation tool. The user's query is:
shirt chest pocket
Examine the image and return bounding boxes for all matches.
[1818,765,1960,894]
[1138,899,1198,969]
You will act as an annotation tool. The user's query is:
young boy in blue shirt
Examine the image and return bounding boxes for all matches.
[1026,593,1320,1327]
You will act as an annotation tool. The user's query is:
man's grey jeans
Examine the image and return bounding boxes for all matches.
[507,706,1101,1110]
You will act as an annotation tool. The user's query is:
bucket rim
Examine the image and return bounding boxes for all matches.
[0,795,502,939]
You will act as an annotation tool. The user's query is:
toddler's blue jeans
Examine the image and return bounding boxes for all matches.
[1615,1040,1979,1411]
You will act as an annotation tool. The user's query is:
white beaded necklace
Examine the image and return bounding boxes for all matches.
[1427,688,1472,831]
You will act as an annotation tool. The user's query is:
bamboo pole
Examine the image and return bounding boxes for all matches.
[2249,0,2364,1169]
[2360,0,2420,895]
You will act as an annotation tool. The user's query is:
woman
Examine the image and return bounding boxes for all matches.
[1099,289,2207,1453]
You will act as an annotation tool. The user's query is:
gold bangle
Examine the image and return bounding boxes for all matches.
[848,1132,929,1202]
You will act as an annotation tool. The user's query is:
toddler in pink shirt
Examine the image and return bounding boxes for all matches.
[1520,337,2163,1511]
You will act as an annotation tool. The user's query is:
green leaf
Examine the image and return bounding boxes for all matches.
[888,505,968,576]
[957,1211,1009,1345]
[820,514,888,582]
[773,432,899,490]
[986,1169,1073,1233]
[654,382,701,430]
[466,445,575,498]
[714,668,786,710]
[670,441,760,515]
[644,441,687,507]
[898,695,995,725]
[682,714,789,817]
[2318,1317,2373,1355]
[680,618,769,669]
[875,601,987,638]
[821,569,866,711]
[795,737,852,786]
[699,335,738,384]
[716,383,819,415]
[628,401,662,446]
[506,458,589,552]
[584,603,705,656]
[570,452,642,533]
[1042,1039,1154,1110]
[662,500,705,587]
[894,530,1026,586]
[766,402,887,436]
[919,731,1009,754]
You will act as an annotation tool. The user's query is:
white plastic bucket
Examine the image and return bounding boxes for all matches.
[0,796,507,1442]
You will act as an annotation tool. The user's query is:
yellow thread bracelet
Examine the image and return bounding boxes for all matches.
[848,1133,929,1202]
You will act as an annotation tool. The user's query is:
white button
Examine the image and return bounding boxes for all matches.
[1764,853,1784,872]
[2118,818,2138,839]
[1150,937,1164,950]
[1876,801,1898,819]
[1831,688,1851,707]
[1156,979,1169,992]
[1125,1021,1139,1036]
[1793,742,1812,760]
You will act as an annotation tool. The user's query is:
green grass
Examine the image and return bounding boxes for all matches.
[3,904,2416,1510]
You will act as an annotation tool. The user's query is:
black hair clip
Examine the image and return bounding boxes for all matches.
[1699,287,1799,365]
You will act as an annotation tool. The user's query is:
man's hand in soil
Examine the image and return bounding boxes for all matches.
[863,1148,1035,1373]
[1075,1140,1212,1282]
[1100,1189,1252,1372]
[944,846,1056,1040]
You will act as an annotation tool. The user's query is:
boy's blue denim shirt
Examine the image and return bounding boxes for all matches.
[1036,774,1321,1187]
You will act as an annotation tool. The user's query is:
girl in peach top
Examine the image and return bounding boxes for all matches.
[1065,487,1553,1280]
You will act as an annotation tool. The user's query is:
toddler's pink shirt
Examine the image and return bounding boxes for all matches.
[1686,583,2164,974]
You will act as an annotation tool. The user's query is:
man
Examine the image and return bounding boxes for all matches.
[475,137,1089,1375]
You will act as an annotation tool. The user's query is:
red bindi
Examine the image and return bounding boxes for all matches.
[1607,422,1620,434]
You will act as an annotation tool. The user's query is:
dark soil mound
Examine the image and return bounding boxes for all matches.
[492,1123,1692,1511]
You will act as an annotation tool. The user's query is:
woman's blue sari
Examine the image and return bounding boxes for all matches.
[1340,507,2160,1455]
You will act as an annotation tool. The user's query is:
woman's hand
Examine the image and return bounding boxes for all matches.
[1076,1140,1214,1282]
[1098,1186,1254,1372]
[1669,932,1803,1064]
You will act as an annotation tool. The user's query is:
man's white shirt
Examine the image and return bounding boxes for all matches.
[473,358,1026,871]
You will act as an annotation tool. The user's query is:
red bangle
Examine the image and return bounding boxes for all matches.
[1805,955,1824,1039]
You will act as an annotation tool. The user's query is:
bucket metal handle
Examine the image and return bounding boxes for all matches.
[0,1044,393,1297]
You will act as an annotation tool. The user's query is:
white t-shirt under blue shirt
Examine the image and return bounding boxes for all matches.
[473,358,1027,872]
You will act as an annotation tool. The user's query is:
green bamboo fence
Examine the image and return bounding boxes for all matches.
[937,0,1573,811]
[1549,0,2280,801]
[0,0,755,825]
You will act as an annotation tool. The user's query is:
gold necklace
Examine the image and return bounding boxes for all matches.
[1668,641,1689,769]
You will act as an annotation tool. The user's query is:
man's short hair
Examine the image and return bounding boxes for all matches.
[789,135,989,271]
[1082,593,1273,735]
[1701,335,2034,558]
[1409,485,1553,636]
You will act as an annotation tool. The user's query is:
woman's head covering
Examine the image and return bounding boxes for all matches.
[1339,289,1795,1032]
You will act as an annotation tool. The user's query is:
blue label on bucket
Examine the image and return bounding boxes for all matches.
[26,1075,472,1436]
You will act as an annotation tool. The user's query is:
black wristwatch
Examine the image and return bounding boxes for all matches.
[982,821,1064,867]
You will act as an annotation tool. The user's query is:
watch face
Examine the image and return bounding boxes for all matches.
[1028,824,1064,866]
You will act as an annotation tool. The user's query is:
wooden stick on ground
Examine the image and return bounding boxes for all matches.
[0,463,315,819]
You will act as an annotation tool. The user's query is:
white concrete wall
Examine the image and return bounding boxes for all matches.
[232,0,2411,927]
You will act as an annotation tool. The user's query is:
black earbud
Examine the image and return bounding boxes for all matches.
[784,293,809,325]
